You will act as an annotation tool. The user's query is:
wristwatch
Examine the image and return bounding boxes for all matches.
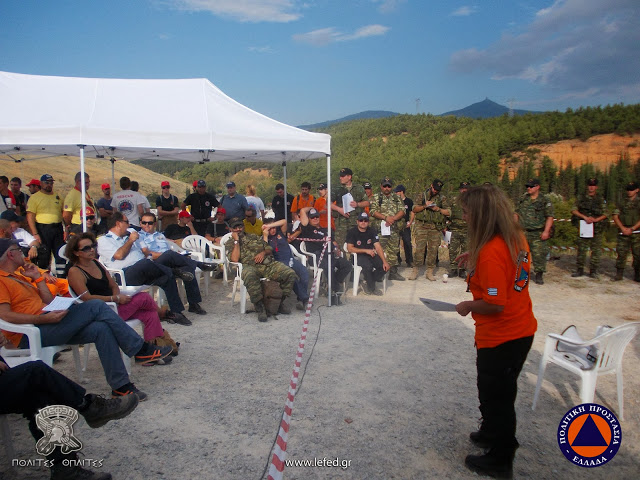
[233,240,239,245]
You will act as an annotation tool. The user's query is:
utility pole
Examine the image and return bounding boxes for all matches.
[415,98,421,114]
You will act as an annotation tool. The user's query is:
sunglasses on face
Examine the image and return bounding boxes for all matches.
[78,243,98,252]
[141,221,156,225]
[162,186,170,189]
[85,216,95,221]
[357,219,369,223]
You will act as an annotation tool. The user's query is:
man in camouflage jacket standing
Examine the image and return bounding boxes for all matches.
[447,181,470,279]
[228,217,297,322]
[515,178,554,285]
[331,168,369,252]
[408,179,450,281]
[571,178,608,279]
[369,177,406,281]
[612,181,640,282]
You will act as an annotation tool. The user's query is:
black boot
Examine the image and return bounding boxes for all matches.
[465,444,518,479]
[588,268,599,279]
[278,296,292,315]
[469,429,497,449]
[571,268,585,277]
[388,265,405,281]
[634,268,640,282]
[535,271,544,285]
[612,268,624,281]
[459,269,467,279]
[255,300,268,322]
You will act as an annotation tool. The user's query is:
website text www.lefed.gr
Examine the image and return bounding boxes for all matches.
[285,457,351,470]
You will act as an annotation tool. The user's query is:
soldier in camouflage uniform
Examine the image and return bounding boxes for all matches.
[447,182,470,279]
[369,177,406,281]
[331,168,369,252]
[408,179,450,281]
[515,178,554,285]
[228,217,297,322]
[570,178,608,279]
[612,181,640,282]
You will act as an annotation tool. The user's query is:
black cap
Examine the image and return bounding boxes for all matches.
[318,183,327,190]
[394,184,406,193]
[432,179,443,191]
[363,182,372,189]
[525,178,540,188]
[587,177,598,186]
[228,217,244,228]
[0,211,24,222]
[357,212,369,221]
[339,168,353,176]
[225,181,235,188]
[626,181,639,191]
[381,177,393,187]
[197,180,206,187]
[0,238,20,258]
[459,181,470,189]
[308,208,320,218]
[40,174,54,182]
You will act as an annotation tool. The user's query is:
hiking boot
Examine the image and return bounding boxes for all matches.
[134,343,173,365]
[278,297,292,315]
[465,445,518,480]
[111,382,148,402]
[81,393,139,428]
[469,430,498,449]
[188,303,207,315]
[255,300,268,322]
[588,269,599,279]
[425,268,436,281]
[407,267,419,280]
[51,454,112,480]
[535,271,544,285]
[296,299,308,311]
[172,268,194,282]
[612,268,624,281]
[571,268,585,277]
[388,266,405,281]
[459,269,467,279]
[166,311,192,326]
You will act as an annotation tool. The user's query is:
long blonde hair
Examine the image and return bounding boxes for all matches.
[459,184,526,272]
[246,184,257,196]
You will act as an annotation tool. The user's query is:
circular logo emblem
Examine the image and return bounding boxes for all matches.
[557,403,621,468]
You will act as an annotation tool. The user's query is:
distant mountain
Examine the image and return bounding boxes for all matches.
[298,110,399,130]
[440,98,542,118]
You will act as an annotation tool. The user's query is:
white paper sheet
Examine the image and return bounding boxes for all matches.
[444,231,452,244]
[42,296,77,311]
[579,220,594,238]
[342,193,355,213]
[380,222,391,236]
[119,285,152,296]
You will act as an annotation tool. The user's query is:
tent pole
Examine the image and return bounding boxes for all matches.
[326,154,332,306]
[110,157,116,189]
[79,145,87,232]
[282,160,288,225]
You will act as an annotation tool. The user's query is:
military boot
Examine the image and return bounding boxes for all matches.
[425,268,436,281]
[612,268,624,281]
[459,269,467,279]
[535,271,544,285]
[255,301,268,322]
[589,268,599,279]
[571,268,585,277]
[388,266,405,281]
[465,444,518,480]
[407,267,419,280]
[278,297,292,315]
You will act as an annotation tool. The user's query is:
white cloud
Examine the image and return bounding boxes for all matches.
[372,0,407,14]
[451,6,477,17]
[248,45,274,53]
[293,24,390,46]
[167,0,301,23]
[449,0,640,97]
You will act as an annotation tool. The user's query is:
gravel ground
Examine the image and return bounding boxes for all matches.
[1,254,639,480]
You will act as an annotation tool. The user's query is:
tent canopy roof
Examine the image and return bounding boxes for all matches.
[0,71,330,163]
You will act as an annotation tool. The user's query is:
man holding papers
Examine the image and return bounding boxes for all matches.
[0,238,171,401]
[571,178,608,278]
[331,167,369,251]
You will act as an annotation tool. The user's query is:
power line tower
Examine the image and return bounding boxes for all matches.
[415,98,421,114]
[507,98,516,117]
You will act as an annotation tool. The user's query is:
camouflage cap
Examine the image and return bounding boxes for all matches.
[228,217,244,228]
[432,179,443,191]
[380,177,393,187]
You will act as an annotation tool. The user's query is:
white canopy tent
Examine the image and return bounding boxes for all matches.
[0,71,337,302]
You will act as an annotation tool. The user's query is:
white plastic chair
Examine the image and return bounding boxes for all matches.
[219,234,248,313]
[532,322,640,420]
[182,234,228,287]
[299,241,324,285]
[343,243,387,296]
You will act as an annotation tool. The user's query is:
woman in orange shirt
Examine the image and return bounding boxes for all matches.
[455,184,537,479]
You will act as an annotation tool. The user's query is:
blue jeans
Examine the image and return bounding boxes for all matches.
[20,300,143,390]
[289,258,309,302]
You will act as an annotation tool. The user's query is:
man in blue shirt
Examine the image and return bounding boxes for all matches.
[220,181,249,221]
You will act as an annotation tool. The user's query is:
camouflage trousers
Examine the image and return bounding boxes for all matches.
[524,230,549,273]
[576,233,602,270]
[334,216,355,254]
[448,229,468,272]
[412,223,442,268]
[379,229,400,268]
[615,233,640,270]
[242,261,297,304]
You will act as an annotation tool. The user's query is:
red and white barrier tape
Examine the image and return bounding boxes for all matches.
[267,241,328,480]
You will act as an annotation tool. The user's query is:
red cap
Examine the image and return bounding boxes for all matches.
[26,179,41,187]
[216,207,226,215]
[178,210,192,219]
[193,180,198,188]
[101,183,111,190]
[161,181,170,187]
[82,206,96,217]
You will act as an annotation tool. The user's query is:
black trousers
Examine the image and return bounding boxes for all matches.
[0,359,86,462]
[35,222,65,271]
[153,250,202,304]
[476,335,534,448]
[319,254,352,292]
[356,254,386,289]
[192,220,208,237]
[397,226,413,266]
[123,259,185,313]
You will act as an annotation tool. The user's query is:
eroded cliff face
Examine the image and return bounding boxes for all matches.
[502,133,640,177]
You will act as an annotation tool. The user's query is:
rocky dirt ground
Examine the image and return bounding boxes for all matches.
[1,253,639,480]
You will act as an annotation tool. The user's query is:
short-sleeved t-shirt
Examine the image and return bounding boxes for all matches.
[220,194,248,220]
[300,224,326,253]
[163,223,191,240]
[245,196,265,219]
[468,235,537,349]
[183,193,219,220]
[0,270,47,346]
[96,197,113,218]
[64,188,96,225]
[291,194,315,214]
[26,191,63,224]
[111,190,142,227]
[346,226,379,250]
[313,197,335,229]
[243,219,264,236]
[205,222,229,239]
[272,194,294,222]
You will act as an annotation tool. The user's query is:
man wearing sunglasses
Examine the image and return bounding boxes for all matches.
[346,212,390,295]
[97,212,192,325]
[69,207,100,237]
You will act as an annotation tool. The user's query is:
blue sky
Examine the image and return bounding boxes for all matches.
[1,0,638,126]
